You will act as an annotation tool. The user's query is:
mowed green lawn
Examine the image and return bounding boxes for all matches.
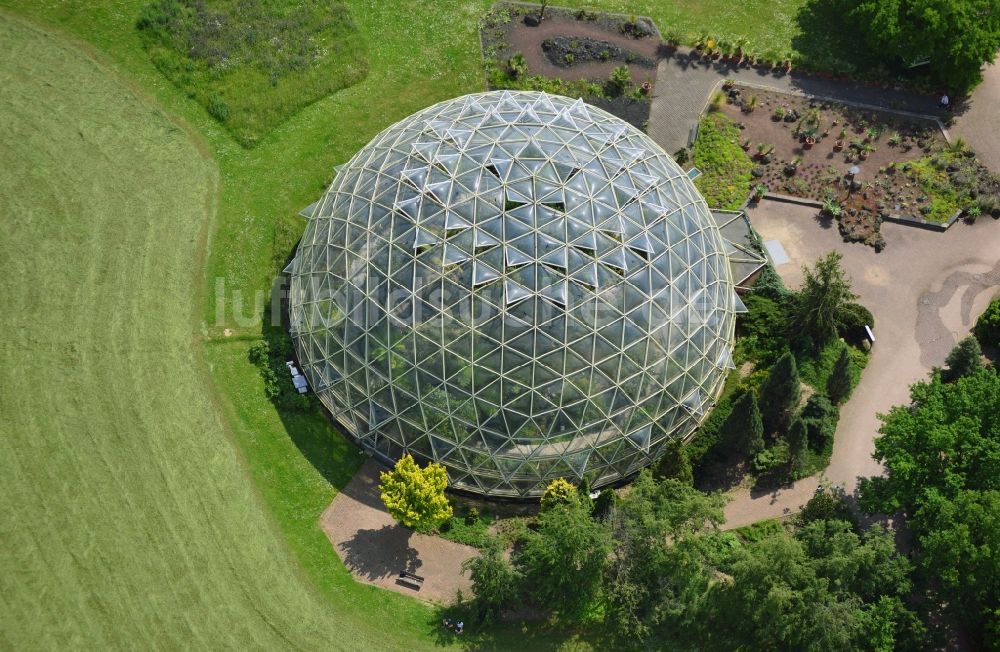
[0,13,447,650]
[1,0,807,648]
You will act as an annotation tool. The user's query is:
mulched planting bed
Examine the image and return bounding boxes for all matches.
[481,3,658,126]
[717,83,956,249]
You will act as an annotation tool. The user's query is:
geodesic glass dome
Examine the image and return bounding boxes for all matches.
[288,91,746,498]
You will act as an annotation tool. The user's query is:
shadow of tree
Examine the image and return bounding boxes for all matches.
[791,0,865,77]
[693,457,747,493]
[339,524,421,581]
[813,209,835,230]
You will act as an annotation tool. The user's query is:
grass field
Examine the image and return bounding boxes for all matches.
[1,0,808,648]
[0,13,450,650]
[136,0,369,147]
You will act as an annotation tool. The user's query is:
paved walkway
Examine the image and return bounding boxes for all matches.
[319,460,476,603]
[648,48,944,154]
[950,57,1000,169]
[648,54,1000,531]
[722,201,1000,530]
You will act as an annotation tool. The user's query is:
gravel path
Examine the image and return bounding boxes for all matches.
[320,460,476,603]
[723,201,1000,530]
[950,58,1000,170]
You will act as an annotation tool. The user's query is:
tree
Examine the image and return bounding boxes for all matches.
[800,394,838,452]
[719,390,765,458]
[540,477,578,511]
[860,370,1000,643]
[837,301,875,347]
[942,335,982,382]
[759,352,801,434]
[847,0,1000,93]
[518,499,612,619]
[974,296,1000,349]
[793,252,858,350]
[787,417,809,474]
[798,484,856,526]
[703,526,922,651]
[378,454,452,531]
[827,345,854,404]
[462,538,521,623]
[603,472,724,642]
[654,438,694,485]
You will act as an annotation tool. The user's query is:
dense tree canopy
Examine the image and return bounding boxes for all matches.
[847,0,1000,93]
[463,472,925,650]
[519,498,611,618]
[861,370,1000,644]
[974,296,1000,348]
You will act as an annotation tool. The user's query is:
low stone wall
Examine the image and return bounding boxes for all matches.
[881,209,962,232]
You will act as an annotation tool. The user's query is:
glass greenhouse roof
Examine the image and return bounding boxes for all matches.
[288,91,746,497]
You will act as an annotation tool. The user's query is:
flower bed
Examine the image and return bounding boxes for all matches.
[480,3,658,128]
[716,83,959,249]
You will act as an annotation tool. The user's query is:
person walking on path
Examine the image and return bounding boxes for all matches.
[939,93,950,110]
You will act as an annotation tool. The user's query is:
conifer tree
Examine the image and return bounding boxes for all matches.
[943,336,982,382]
[759,351,801,434]
[787,417,809,474]
[720,391,765,458]
[379,454,452,531]
[655,437,694,485]
[827,346,853,404]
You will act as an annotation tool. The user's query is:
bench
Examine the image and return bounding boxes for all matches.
[397,571,425,590]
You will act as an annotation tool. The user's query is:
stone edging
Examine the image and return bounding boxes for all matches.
[882,210,962,231]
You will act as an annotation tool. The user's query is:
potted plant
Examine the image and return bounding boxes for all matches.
[742,95,759,113]
[640,81,652,95]
[804,135,817,149]
[772,106,786,121]
[753,183,767,201]
[741,138,751,151]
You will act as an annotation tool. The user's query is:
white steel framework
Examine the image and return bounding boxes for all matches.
[288,91,746,497]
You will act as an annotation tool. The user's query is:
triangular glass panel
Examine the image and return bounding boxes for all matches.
[472,260,500,286]
[505,245,533,267]
[732,291,748,313]
[504,279,532,305]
